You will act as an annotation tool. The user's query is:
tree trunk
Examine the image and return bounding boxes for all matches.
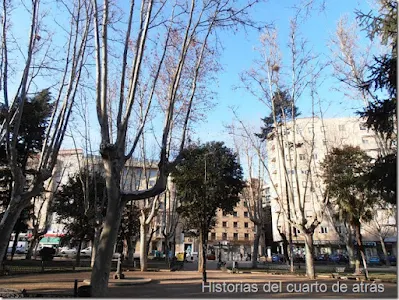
[90,159,124,297]
[126,235,136,265]
[354,223,369,279]
[91,226,101,268]
[172,235,176,259]
[76,239,83,267]
[379,235,390,266]
[164,236,170,267]
[26,234,39,260]
[199,230,207,282]
[0,202,26,267]
[304,231,315,279]
[10,229,21,261]
[252,228,261,269]
[139,223,149,271]
[345,228,356,268]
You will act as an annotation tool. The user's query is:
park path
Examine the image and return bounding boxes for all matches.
[0,270,396,298]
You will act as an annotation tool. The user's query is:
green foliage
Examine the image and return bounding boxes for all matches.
[118,203,140,242]
[0,89,54,166]
[53,170,140,246]
[171,141,244,234]
[0,90,53,238]
[52,171,107,245]
[356,0,397,206]
[321,146,376,226]
[256,90,300,141]
[366,153,396,205]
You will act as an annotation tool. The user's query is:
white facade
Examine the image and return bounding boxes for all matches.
[266,117,396,255]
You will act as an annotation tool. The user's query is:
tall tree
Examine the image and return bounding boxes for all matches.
[357,0,397,205]
[238,5,327,278]
[89,0,262,295]
[321,145,376,279]
[172,141,244,282]
[0,0,91,264]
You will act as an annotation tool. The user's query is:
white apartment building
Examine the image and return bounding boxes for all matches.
[266,117,397,258]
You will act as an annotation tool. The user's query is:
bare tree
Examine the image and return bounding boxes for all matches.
[237,8,328,278]
[328,15,392,156]
[89,0,262,295]
[227,122,271,268]
[363,206,397,266]
[162,176,180,268]
[0,0,92,263]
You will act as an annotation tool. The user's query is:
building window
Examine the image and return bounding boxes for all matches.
[244,211,248,218]
[293,227,300,235]
[362,138,369,144]
[222,211,228,216]
[243,201,248,207]
[233,222,238,228]
[233,211,238,217]
[244,222,249,228]
[222,221,227,227]
[299,154,306,161]
[211,232,216,240]
[312,154,318,160]
[339,125,345,131]
[233,233,238,240]
[320,226,328,234]
[296,127,302,134]
[244,233,249,240]
[335,226,342,234]
[322,140,327,146]
[222,232,227,240]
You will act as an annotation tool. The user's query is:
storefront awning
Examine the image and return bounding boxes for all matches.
[39,237,60,245]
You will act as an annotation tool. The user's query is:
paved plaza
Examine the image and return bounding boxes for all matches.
[0,270,396,298]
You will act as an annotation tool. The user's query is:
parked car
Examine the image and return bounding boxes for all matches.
[59,247,77,256]
[272,254,284,263]
[80,247,92,256]
[207,254,216,260]
[315,254,329,261]
[380,255,397,265]
[80,247,121,259]
[329,254,349,263]
[293,254,305,263]
[368,256,382,265]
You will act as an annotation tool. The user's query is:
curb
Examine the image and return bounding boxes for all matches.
[82,278,152,286]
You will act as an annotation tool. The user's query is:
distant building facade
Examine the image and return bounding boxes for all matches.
[266,117,397,259]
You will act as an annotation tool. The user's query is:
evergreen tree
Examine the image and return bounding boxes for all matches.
[0,90,53,260]
[321,146,377,279]
[171,141,244,281]
[356,0,397,205]
[256,90,300,141]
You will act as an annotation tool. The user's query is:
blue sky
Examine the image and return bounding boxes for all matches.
[192,0,375,149]
[5,0,378,174]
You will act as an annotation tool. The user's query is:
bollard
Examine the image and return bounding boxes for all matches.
[73,279,78,297]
